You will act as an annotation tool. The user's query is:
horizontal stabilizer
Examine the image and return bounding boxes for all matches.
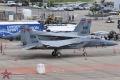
[22,44,37,50]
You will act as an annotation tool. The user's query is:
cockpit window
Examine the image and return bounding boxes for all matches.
[90,36,100,39]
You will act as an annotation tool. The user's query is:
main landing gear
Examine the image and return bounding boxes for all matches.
[51,48,87,58]
[52,49,62,58]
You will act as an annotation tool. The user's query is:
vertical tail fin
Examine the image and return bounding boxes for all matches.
[20,26,39,46]
[73,18,86,32]
[20,26,32,45]
[77,19,92,36]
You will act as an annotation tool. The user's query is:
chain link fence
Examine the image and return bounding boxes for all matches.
[0,6,74,23]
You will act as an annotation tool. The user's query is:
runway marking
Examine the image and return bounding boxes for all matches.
[0,63,120,74]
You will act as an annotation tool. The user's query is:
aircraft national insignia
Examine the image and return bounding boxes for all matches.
[1,69,11,80]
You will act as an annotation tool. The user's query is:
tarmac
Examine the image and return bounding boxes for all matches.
[0,8,120,80]
[0,37,120,80]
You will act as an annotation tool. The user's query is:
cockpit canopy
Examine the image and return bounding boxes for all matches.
[90,35,101,39]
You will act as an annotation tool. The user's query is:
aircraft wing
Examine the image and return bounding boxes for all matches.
[33,31,79,37]
[22,38,91,49]
[41,38,90,48]
[41,40,72,47]
[22,43,37,50]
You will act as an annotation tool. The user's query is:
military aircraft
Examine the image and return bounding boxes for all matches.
[2,18,90,41]
[21,18,91,45]
[20,19,117,58]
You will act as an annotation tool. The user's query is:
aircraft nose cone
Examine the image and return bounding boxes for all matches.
[2,35,13,41]
[106,41,118,46]
[2,35,12,39]
[111,41,118,46]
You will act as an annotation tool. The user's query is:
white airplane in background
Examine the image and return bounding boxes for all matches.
[92,31,109,36]
[46,24,77,32]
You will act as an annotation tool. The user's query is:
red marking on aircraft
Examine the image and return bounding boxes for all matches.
[81,20,86,22]
[86,20,92,22]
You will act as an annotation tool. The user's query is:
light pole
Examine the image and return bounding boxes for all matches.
[49,0,50,7]
[48,0,50,15]
[28,0,30,6]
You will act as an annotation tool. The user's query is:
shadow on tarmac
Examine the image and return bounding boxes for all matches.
[18,54,82,60]
[16,52,117,60]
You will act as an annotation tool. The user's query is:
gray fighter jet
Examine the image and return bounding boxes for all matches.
[20,19,117,58]
[21,18,92,46]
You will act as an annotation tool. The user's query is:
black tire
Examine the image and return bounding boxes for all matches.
[118,20,120,24]
[52,51,56,56]
[118,25,120,29]
[56,52,62,58]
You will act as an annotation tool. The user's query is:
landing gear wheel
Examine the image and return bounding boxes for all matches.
[83,52,87,56]
[52,51,56,56]
[56,52,62,58]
